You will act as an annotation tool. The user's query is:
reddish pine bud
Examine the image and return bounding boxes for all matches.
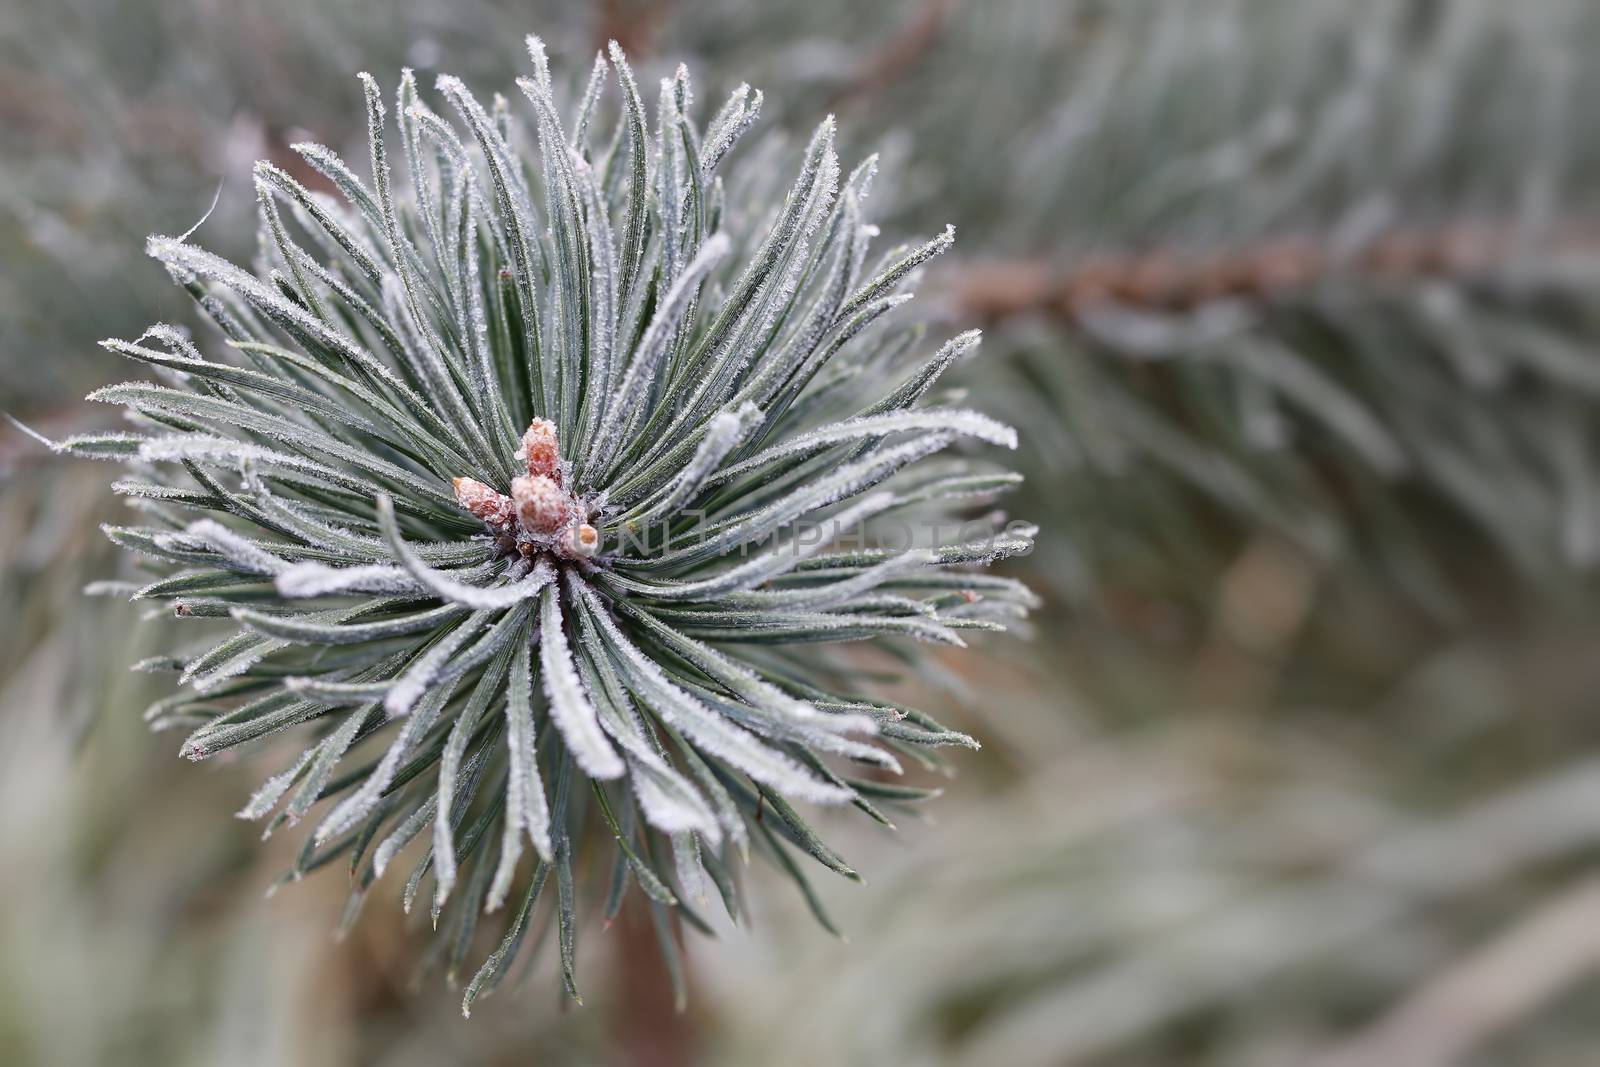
[522,418,561,482]
[567,522,601,558]
[452,476,516,531]
[512,473,572,535]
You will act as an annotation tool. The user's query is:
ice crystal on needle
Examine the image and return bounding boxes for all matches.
[48,37,1036,1011]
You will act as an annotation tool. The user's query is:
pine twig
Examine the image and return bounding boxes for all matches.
[58,41,1034,1006]
[950,219,1600,324]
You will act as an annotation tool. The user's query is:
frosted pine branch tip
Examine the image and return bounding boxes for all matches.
[60,39,1036,1011]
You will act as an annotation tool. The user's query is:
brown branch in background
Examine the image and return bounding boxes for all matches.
[594,0,676,58]
[1308,872,1600,1067]
[951,220,1598,324]
[614,898,696,1067]
[830,0,956,110]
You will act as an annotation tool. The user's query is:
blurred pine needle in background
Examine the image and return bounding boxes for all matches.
[7,1,1600,1065]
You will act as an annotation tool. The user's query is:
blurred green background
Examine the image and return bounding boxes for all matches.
[9,1,1600,1064]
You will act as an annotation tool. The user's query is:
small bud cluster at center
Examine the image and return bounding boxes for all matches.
[453,419,600,560]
